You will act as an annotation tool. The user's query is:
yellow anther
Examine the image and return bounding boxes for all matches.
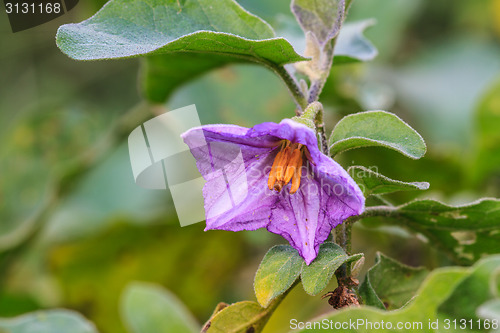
[267,140,305,194]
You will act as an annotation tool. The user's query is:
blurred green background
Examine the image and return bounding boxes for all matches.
[1,0,500,332]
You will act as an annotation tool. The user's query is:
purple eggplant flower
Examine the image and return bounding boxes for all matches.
[181,119,364,264]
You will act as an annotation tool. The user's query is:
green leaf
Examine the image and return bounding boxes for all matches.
[395,198,500,231]
[56,0,306,102]
[334,19,378,64]
[301,242,362,296]
[291,265,472,332]
[358,273,385,310]
[0,310,98,333]
[254,243,365,306]
[254,245,303,307]
[359,253,429,310]
[291,0,345,46]
[438,256,500,323]
[348,166,429,196]
[329,110,426,159]
[121,282,199,333]
[202,301,275,333]
[364,198,500,264]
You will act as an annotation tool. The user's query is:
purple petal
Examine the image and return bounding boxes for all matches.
[248,119,323,162]
[267,170,332,265]
[181,125,281,231]
[312,153,365,221]
[267,153,364,265]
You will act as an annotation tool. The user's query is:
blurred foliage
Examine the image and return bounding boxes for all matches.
[121,282,199,333]
[0,310,98,333]
[1,0,500,332]
[45,223,249,333]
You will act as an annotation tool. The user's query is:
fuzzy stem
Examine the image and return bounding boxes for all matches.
[332,206,398,306]
[268,64,308,113]
[334,222,352,280]
[345,205,397,224]
[301,101,323,120]
[301,102,329,154]
[333,207,397,295]
[307,38,337,103]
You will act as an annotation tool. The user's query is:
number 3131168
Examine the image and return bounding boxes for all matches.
[5,2,61,14]
[443,319,499,330]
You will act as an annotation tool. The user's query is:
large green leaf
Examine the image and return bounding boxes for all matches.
[202,301,274,333]
[364,198,500,264]
[329,110,426,159]
[393,198,500,231]
[301,243,362,296]
[56,0,306,102]
[56,0,297,61]
[254,245,303,308]
[0,310,98,333]
[359,253,429,310]
[348,166,429,196]
[121,282,199,333]
[291,0,345,46]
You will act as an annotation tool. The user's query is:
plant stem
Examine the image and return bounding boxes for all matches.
[316,110,329,156]
[269,64,308,113]
[344,205,397,225]
[333,206,397,306]
[334,222,352,278]
[301,102,329,159]
[335,223,352,254]
[307,38,337,103]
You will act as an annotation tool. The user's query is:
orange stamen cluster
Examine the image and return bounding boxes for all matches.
[268,141,305,194]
